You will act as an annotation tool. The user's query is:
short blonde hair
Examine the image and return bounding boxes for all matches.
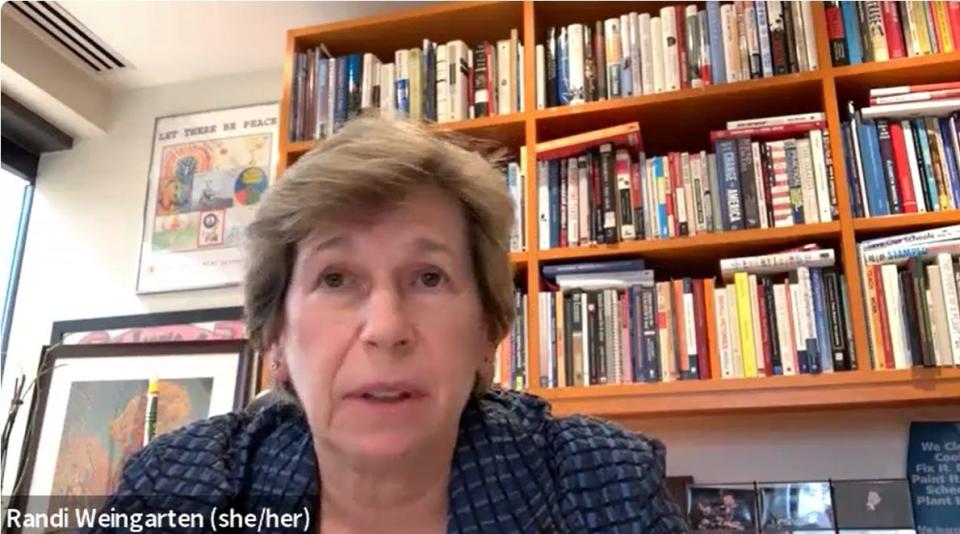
[244,116,516,393]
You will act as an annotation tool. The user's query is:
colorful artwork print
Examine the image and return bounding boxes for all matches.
[137,102,279,293]
[50,378,212,500]
[151,134,271,253]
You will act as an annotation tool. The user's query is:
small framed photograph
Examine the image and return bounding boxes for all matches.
[688,484,758,532]
[833,479,914,530]
[759,481,834,532]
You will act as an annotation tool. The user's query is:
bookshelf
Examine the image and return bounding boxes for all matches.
[276,1,960,418]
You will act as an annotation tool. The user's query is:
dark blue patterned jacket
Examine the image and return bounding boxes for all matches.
[95,389,688,533]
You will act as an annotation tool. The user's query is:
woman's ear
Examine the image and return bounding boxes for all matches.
[267,341,289,384]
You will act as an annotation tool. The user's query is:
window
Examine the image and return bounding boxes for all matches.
[1,167,32,372]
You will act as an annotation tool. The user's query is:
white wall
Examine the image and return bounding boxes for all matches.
[0,69,280,494]
[1,64,957,497]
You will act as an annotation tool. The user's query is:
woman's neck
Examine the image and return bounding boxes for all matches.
[316,447,452,533]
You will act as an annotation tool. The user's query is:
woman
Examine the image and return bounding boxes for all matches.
[96,117,687,533]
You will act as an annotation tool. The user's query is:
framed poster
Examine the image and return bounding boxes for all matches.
[50,306,245,345]
[136,103,279,293]
[11,340,253,521]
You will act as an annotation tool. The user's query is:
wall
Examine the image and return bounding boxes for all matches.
[0,69,280,494]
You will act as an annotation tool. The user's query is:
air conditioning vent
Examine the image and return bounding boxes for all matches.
[8,1,128,72]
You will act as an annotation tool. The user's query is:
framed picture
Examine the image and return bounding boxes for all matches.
[13,340,253,518]
[136,102,279,293]
[687,483,758,532]
[50,306,245,345]
[759,481,834,532]
[833,479,914,530]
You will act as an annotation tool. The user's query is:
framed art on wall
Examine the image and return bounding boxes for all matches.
[49,306,245,345]
[136,102,279,293]
[12,340,253,519]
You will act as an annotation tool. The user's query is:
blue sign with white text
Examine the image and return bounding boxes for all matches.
[907,421,960,534]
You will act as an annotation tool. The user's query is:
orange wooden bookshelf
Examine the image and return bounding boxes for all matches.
[276,1,960,419]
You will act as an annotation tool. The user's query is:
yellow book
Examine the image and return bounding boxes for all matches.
[409,48,422,122]
[933,1,954,53]
[735,272,758,378]
[911,2,933,55]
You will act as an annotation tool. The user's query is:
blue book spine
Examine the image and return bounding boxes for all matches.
[914,119,940,211]
[875,120,903,214]
[840,1,863,64]
[346,54,362,118]
[315,58,329,138]
[706,1,726,84]
[861,121,891,216]
[655,157,669,238]
[542,259,647,278]
[755,1,773,77]
[335,57,349,132]
[558,27,571,105]
[548,160,561,248]
[939,118,960,209]
[810,268,833,373]
[784,141,804,224]
[639,273,660,382]
[841,122,863,218]
[714,138,742,230]
[628,286,641,382]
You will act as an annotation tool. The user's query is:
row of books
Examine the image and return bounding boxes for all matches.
[537,1,819,109]
[859,225,960,370]
[492,292,529,391]
[842,85,960,217]
[825,0,960,66]
[534,113,838,249]
[535,247,854,389]
[288,30,524,142]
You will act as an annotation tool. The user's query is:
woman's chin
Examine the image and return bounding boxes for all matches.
[336,428,428,464]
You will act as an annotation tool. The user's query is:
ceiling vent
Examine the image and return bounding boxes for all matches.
[8,1,129,73]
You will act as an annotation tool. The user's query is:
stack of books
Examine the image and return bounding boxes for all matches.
[841,84,960,218]
[289,29,523,142]
[859,225,960,370]
[537,1,819,109]
[536,247,853,389]
[535,112,837,249]
[493,291,529,391]
[825,0,960,66]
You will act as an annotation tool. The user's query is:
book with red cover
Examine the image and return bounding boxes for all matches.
[888,121,918,212]
[880,1,907,59]
[692,279,711,380]
[710,121,826,141]
[872,264,896,370]
[950,1,960,48]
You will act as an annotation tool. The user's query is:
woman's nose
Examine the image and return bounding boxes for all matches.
[359,286,414,353]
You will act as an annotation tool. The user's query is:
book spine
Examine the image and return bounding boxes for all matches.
[686,6,703,88]
[810,268,833,373]
[734,272,759,377]
[821,128,841,221]
[784,139,804,224]
[823,269,847,371]
[939,254,960,365]
[737,137,761,228]
[605,18,622,99]
[640,276,660,381]
[707,0,727,84]
[568,24,586,105]
[662,6,680,91]
[889,121,918,212]
[726,285,744,377]
[773,280,795,375]
[756,276,774,375]
[595,21,607,102]
[881,1,907,58]
[762,276,782,374]
[796,138,819,224]
[840,1,864,64]
[744,1,762,78]
[639,14,654,95]
[809,130,833,223]
[600,143,619,243]
[754,1,774,76]
[616,149,636,240]
[620,14,634,97]
[676,6,690,89]
[781,0,799,72]
[683,279,699,378]
[546,29,557,108]
[876,119,904,213]
[715,284,732,378]
[583,24,597,102]
[824,1,849,65]
[716,138,743,230]
[721,4,740,82]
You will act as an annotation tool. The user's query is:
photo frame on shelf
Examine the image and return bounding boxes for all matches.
[11,340,253,520]
[136,102,279,294]
[49,306,246,346]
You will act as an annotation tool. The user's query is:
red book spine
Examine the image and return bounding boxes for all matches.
[711,121,827,140]
[693,279,711,379]
[950,2,960,48]
[676,5,690,89]
[756,279,774,377]
[872,265,896,370]
[881,1,907,58]
[888,122,918,213]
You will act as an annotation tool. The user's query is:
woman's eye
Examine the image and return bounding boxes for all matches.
[417,270,445,288]
[319,272,347,288]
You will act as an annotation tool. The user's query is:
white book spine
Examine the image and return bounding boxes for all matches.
[361,53,375,109]
[537,160,550,249]
[736,1,751,80]
[720,249,835,278]
[715,287,734,379]
[686,5,702,89]
[568,24,586,104]
[620,15,633,97]
[700,150,714,232]
[698,10,711,83]
[862,241,960,265]
[684,289,697,363]
[681,152,695,236]
[751,141,768,228]
[721,4,739,83]
[327,57,337,131]
[727,111,825,130]
[797,267,815,369]
[536,44,546,110]
[788,282,804,368]
[726,285,744,378]
[881,264,908,369]
[691,152,707,233]
[928,264,951,366]
[380,63,396,115]
[578,158,589,246]
[450,41,470,122]
[800,0,818,70]
[435,44,449,122]
[639,13,654,95]
[629,12,642,95]
[773,282,796,375]
[861,98,960,121]
[744,1,760,78]
[518,41,524,113]
[497,40,512,115]
[748,274,764,374]
[661,6,679,91]
[567,158,580,246]
[938,253,960,365]
[580,293,590,384]
[809,130,833,223]
[896,122,926,212]
[617,149,636,240]
[790,1,809,72]
[860,224,960,250]
[604,18,622,99]
[796,138,820,224]
[651,17,665,93]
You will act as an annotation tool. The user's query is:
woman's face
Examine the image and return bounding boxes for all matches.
[278,187,490,466]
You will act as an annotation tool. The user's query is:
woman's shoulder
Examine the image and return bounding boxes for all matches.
[473,389,688,532]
